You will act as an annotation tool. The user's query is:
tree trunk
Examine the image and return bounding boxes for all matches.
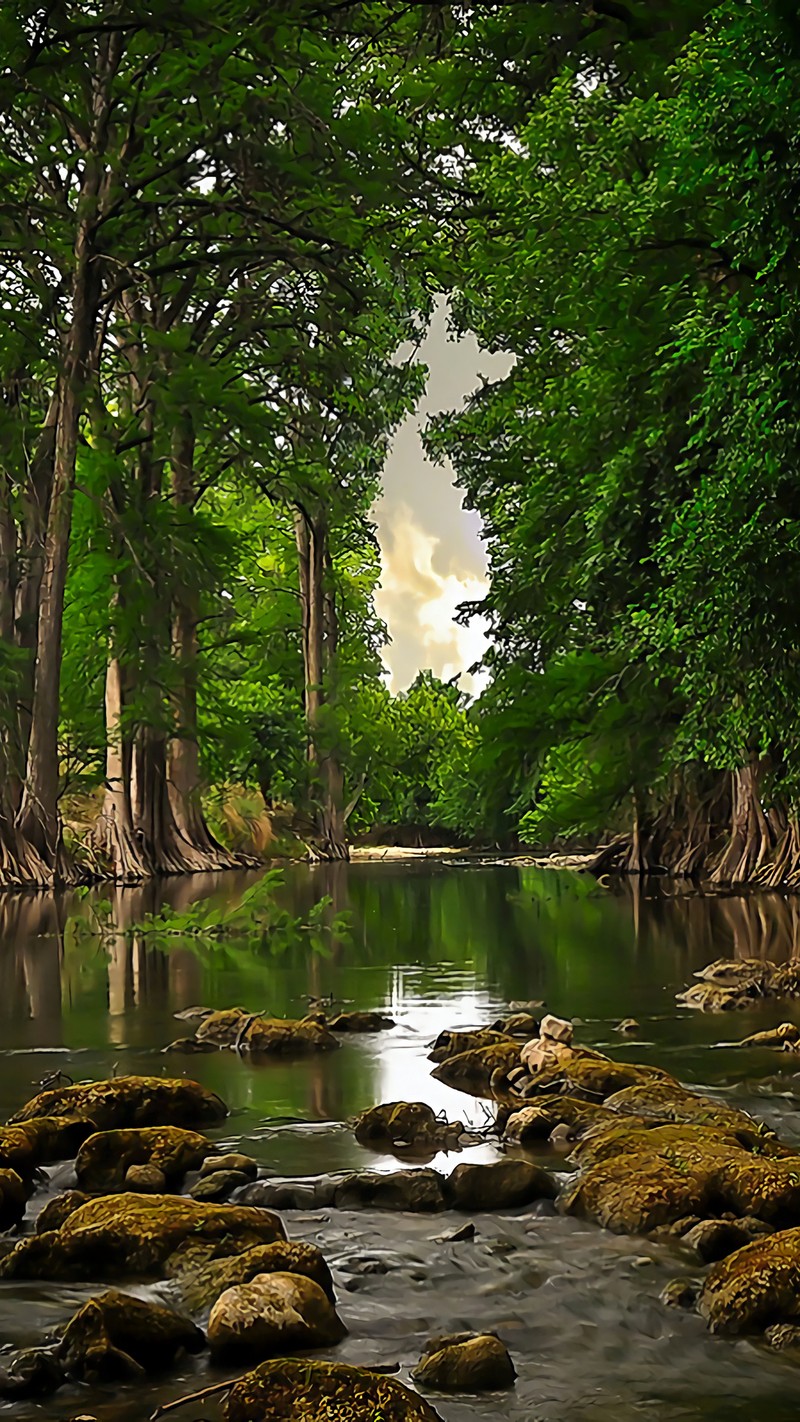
[167,419,239,869]
[294,506,348,862]
[709,760,773,886]
[94,655,151,881]
[16,170,103,879]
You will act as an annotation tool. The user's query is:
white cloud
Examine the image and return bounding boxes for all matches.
[375,503,489,697]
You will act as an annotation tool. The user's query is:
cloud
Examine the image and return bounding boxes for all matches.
[375,502,489,697]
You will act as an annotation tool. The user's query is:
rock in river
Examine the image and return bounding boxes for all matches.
[0,1192,285,1281]
[8,1075,227,1131]
[208,1271,346,1358]
[428,1028,516,1063]
[329,1011,396,1031]
[195,1008,339,1054]
[224,1359,443,1422]
[697,1227,800,1334]
[170,1239,335,1313]
[59,1289,203,1380]
[413,1331,516,1391]
[75,1126,211,1192]
[430,1042,522,1097]
[354,1101,464,1152]
[447,1159,557,1212]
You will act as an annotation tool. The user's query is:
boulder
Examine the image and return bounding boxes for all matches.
[562,1126,800,1235]
[431,1042,521,1097]
[697,1228,800,1334]
[208,1271,346,1359]
[36,1191,90,1233]
[413,1332,516,1391]
[329,1012,396,1032]
[8,1076,227,1131]
[490,1013,540,1038]
[224,1360,443,1422]
[333,1168,448,1212]
[354,1102,463,1151]
[59,1290,203,1380]
[124,1164,166,1193]
[502,1095,618,1145]
[196,1009,339,1054]
[75,1126,210,1192]
[0,1168,29,1229]
[447,1159,557,1212]
[680,1216,772,1263]
[200,1152,258,1180]
[602,1079,777,1145]
[676,983,753,1012]
[244,1016,340,1055]
[170,1239,335,1312]
[539,1014,573,1045]
[194,1008,250,1045]
[614,1018,640,1035]
[734,1023,800,1048]
[428,1029,515,1064]
[0,1193,285,1281]
[0,1347,64,1398]
[660,1278,700,1310]
[694,958,774,991]
[190,1169,251,1202]
[238,1178,337,1211]
[0,1118,93,1175]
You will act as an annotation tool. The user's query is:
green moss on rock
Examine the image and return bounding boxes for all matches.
[224,1359,443,1421]
[8,1076,227,1131]
[75,1126,211,1192]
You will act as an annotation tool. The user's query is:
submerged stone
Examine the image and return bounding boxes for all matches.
[8,1075,227,1131]
[413,1332,516,1392]
[59,1290,203,1380]
[0,1347,64,1398]
[0,1192,285,1281]
[333,1168,448,1212]
[734,1023,800,1048]
[224,1359,444,1422]
[75,1125,211,1192]
[207,1271,346,1359]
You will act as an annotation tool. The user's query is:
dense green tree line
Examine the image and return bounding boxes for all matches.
[5,0,799,885]
[429,0,800,882]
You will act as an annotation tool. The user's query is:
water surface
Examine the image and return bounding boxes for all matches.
[2,860,800,1420]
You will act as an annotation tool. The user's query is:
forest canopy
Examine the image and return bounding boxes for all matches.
[1,0,797,886]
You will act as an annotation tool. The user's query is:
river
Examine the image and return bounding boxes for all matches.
[2,859,800,1420]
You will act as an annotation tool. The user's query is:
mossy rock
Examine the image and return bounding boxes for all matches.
[35,1191,90,1233]
[491,1012,540,1038]
[224,1359,443,1421]
[603,1079,777,1148]
[431,1042,521,1097]
[170,1239,335,1313]
[0,1192,285,1281]
[697,1227,800,1334]
[428,1029,516,1064]
[207,1271,346,1359]
[329,1011,396,1032]
[502,1095,622,1144]
[354,1101,462,1150]
[75,1126,211,1192]
[447,1159,557,1211]
[0,1169,29,1230]
[59,1289,203,1380]
[332,1168,448,1212]
[244,1015,340,1054]
[9,1076,227,1131]
[561,1130,800,1235]
[520,1049,669,1101]
[694,958,774,989]
[735,1023,800,1047]
[413,1331,516,1391]
[0,1118,93,1176]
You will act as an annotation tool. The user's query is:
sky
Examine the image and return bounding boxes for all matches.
[373,301,512,697]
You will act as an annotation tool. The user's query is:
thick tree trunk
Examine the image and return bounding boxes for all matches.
[94,656,151,881]
[294,507,349,862]
[709,760,773,886]
[167,420,238,870]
